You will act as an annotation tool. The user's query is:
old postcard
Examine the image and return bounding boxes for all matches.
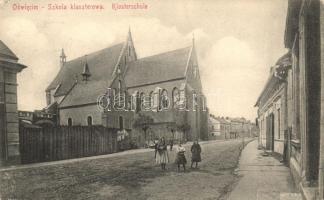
[0,0,322,199]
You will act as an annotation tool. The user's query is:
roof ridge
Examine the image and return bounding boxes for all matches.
[0,40,18,60]
[65,42,124,64]
[135,45,191,61]
[46,42,124,93]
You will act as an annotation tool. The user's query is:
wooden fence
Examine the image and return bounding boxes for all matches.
[19,126,118,164]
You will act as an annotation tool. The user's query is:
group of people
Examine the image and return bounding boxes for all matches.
[154,137,202,172]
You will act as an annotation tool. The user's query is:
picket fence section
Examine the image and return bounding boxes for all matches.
[19,126,118,164]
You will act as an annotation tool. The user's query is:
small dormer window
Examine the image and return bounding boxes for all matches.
[82,55,91,82]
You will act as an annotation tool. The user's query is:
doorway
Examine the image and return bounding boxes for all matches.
[266,113,275,151]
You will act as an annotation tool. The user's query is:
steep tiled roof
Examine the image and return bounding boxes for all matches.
[125,46,191,87]
[0,40,18,60]
[59,80,108,108]
[46,43,124,97]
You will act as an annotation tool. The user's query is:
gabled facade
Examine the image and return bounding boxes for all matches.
[45,30,208,145]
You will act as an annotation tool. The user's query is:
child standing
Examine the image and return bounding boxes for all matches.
[191,140,202,169]
[175,142,187,172]
[156,137,169,170]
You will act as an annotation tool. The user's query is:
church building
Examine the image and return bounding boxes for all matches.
[45,30,208,145]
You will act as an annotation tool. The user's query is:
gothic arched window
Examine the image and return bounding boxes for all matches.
[172,88,180,108]
[135,92,144,112]
[140,92,144,110]
[160,89,169,110]
[149,91,153,107]
[68,118,72,126]
[118,80,122,93]
[192,91,198,111]
[132,91,139,112]
[87,116,93,126]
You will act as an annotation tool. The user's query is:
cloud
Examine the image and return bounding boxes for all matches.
[0,0,288,122]
[122,18,187,57]
[201,36,260,119]
[0,17,55,110]
[0,16,198,111]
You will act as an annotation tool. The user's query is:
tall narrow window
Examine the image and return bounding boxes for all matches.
[172,88,180,108]
[68,118,72,126]
[139,92,144,111]
[87,116,93,126]
[133,91,140,112]
[118,80,122,93]
[149,91,153,107]
[152,87,161,111]
[160,89,169,110]
[118,81,122,106]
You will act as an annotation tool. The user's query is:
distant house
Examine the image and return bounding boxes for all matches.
[208,116,230,140]
[18,110,56,127]
[228,117,255,138]
[229,118,243,138]
[18,111,34,123]
[208,117,220,139]
[218,117,230,139]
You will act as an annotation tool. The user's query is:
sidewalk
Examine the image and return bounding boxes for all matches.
[228,140,302,200]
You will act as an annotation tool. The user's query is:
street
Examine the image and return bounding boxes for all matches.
[0,139,250,200]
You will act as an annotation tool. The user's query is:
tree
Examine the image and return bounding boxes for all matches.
[177,123,191,141]
[133,113,154,141]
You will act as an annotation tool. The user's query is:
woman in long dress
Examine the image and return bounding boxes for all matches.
[156,137,169,170]
[191,140,202,168]
[175,142,187,172]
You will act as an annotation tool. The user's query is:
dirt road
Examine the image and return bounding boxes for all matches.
[0,139,252,200]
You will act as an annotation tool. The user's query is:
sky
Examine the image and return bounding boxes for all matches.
[0,0,288,121]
